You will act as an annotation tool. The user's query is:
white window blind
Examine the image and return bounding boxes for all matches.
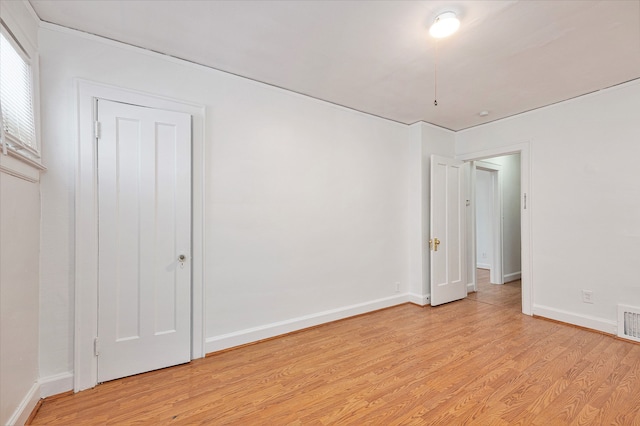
[0,30,37,156]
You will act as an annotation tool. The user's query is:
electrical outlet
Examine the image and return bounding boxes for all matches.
[482,252,487,259]
[395,282,400,293]
[582,290,594,304]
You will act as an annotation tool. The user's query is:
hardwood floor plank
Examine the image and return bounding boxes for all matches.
[593,346,640,425]
[530,338,633,424]
[31,282,640,425]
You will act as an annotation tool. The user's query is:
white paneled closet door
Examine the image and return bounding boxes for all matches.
[97,99,192,383]
[430,155,468,306]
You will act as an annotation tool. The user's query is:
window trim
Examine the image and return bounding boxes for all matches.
[0,19,44,175]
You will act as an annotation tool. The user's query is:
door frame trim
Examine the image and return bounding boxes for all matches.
[457,142,532,315]
[74,79,206,391]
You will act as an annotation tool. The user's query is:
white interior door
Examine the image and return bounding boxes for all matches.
[97,99,192,383]
[430,155,468,306]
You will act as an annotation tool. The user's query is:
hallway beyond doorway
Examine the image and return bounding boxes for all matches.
[467,268,521,311]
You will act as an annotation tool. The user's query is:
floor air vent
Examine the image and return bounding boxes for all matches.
[618,304,640,343]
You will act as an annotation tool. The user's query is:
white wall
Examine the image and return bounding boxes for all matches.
[0,1,42,424]
[37,23,414,381]
[406,124,423,301]
[475,169,493,269]
[0,174,41,425]
[457,80,640,332]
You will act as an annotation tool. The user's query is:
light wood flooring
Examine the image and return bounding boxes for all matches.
[31,277,640,425]
[467,268,522,312]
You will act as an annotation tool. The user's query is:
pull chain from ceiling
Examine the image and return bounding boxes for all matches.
[429,11,460,106]
[434,39,439,106]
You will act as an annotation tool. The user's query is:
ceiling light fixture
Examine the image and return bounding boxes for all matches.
[429,12,460,38]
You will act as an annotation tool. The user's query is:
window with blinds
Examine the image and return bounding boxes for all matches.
[0,29,38,157]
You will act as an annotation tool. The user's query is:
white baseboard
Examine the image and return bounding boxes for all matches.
[6,372,75,425]
[205,294,409,353]
[39,372,74,398]
[476,263,491,270]
[467,282,475,292]
[532,304,616,335]
[408,293,430,306]
[6,381,40,426]
[504,271,521,282]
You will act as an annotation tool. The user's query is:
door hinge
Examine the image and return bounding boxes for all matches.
[524,193,527,210]
[94,121,101,140]
[94,337,100,357]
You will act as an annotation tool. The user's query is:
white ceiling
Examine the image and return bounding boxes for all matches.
[29,0,640,130]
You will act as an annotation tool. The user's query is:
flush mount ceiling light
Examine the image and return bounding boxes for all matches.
[429,12,460,38]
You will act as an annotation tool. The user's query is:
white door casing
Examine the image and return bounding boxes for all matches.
[457,142,532,315]
[97,99,191,382]
[75,80,205,392]
[430,155,468,306]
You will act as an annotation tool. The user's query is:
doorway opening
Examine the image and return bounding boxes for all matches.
[472,154,521,310]
[468,268,522,311]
